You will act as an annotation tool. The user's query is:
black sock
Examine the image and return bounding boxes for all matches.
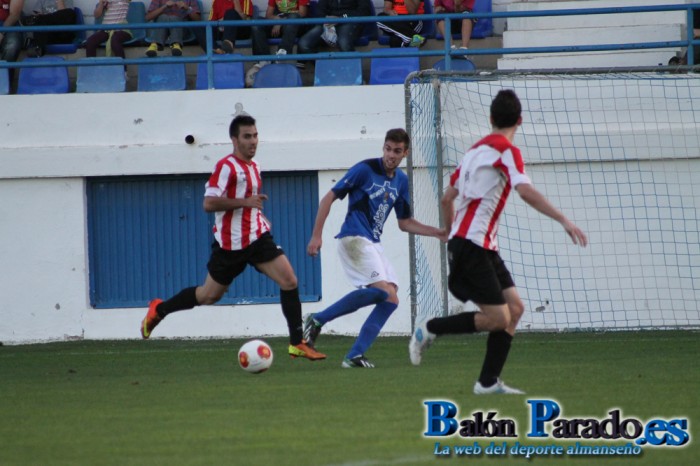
[478,331,513,387]
[280,288,303,345]
[156,286,199,318]
[426,312,477,335]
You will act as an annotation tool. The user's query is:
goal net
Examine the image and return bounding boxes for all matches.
[405,70,700,331]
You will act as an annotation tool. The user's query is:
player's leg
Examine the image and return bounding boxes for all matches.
[141,242,240,339]
[304,236,390,350]
[474,265,525,394]
[343,243,400,367]
[304,287,388,347]
[254,242,326,360]
[141,274,229,339]
[342,280,398,368]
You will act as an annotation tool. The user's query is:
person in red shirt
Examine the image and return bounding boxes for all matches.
[434,0,475,51]
[251,0,309,57]
[377,0,426,48]
[208,0,254,53]
[0,0,23,62]
[141,114,326,362]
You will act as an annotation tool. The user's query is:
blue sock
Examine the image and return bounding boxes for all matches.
[314,288,388,325]
[346,300,398,359]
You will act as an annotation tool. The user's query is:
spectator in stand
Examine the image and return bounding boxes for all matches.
[434,0,474,51]
[377,0,426,48]
[85,0,132,58]
[144,0,200,57]
[297,0,371,59]
[251,0,308,58]
[22,0,77,57]
[246,0,309,86]
[207,0,253,54]
[0,0,24,62]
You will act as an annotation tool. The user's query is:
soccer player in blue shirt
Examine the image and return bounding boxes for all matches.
[305,128,447,368]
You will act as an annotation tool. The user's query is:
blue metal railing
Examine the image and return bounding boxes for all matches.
[0,3,698,89]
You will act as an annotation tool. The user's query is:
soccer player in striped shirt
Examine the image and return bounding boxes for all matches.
[409,90,588,394]
[141,114,325,361]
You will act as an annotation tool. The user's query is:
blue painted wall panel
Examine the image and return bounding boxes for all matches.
[87,172,320,308]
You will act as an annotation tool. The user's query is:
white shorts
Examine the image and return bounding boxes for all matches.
[337,236,398,289]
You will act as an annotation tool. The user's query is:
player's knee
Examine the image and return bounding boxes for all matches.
[509,300,525,322]
[278,275,298,290]
[488,310,510,331]
[367,287,390,303]
[198,293,223,305]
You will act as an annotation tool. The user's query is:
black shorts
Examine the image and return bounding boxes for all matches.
[440,10,477,30]
[207,233,285,286]
[447,237,515,305]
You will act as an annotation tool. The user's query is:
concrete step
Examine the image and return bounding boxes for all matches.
[498,49,677,70]
[507,0,686,31]
[503,24,683,48]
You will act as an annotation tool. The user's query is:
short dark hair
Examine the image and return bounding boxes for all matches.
[229,114,256,138]
[384,128,410,148]
[490,90,522,129]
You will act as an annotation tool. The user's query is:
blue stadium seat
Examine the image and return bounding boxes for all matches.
[137,62,186,91]
[76,57,126,93]
[94,1,147,46]
[435,0,493,41]
[314,58,363,86]
[0,62,9,95]
[17,56,70,94]
[45,7,86,54]
[195,57,245,89]
[432,57,476,71]
[472,0,493,38]
[252,63,302,88]
[369,48,419,85]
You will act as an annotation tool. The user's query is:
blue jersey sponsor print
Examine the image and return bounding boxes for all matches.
[332,158,412,242]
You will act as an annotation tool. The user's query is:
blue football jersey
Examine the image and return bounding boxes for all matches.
[332,158,412,242]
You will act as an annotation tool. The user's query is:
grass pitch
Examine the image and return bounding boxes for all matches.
[1,331,697,466]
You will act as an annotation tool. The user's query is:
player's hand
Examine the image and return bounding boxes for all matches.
[246,193,268,210]
[563,221,588,247]
[438,228,450,243]
[307,237,322,257]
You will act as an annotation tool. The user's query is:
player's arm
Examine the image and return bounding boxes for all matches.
[397,218,447,241]
[440,185,458,232]
[515,183,588,247]
[203,194,268,212]
[307,190,339,256]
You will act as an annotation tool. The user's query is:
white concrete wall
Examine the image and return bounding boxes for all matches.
[498,0,690,70]
[0,85,418,344]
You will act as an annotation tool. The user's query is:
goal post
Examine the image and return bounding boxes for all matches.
[405,70,700,332]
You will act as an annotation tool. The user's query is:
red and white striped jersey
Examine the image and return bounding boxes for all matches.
[448,134,531,251]
[205,153,271,251]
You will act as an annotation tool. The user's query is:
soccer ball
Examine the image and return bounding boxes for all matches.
[238,339,274,374]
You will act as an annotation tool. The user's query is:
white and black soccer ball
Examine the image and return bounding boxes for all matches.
[238,339,273,374]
